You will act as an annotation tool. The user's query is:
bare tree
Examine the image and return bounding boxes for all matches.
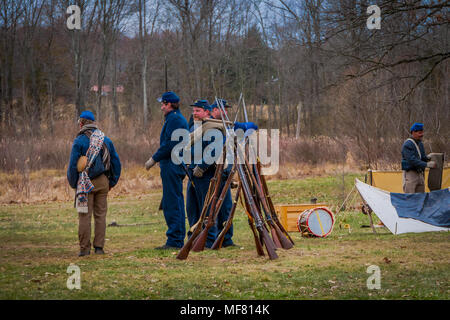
[0,0,24,128]
[19,0,45,135]
[61,0,101,118]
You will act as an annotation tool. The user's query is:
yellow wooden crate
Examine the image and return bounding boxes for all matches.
[274,204,328,232]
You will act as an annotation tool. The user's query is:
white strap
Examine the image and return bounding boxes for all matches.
[407,138,422,159]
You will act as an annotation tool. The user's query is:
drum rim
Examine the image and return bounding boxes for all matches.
[297,206,335,237]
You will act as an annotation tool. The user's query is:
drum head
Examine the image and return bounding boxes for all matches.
[306,208,334,237]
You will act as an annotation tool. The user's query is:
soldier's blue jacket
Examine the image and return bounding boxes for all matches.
[401,138,428,171]
[67,133,121,189]
[153,109,189,163]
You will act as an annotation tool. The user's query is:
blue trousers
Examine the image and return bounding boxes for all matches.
[186,173,217,248]
[160,160,186,248]
[216,183,234,246]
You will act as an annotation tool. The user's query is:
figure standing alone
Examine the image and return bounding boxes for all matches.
[401,122,436,193]
[67,110,121,256]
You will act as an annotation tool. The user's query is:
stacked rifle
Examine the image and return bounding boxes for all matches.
[176,98,294,260]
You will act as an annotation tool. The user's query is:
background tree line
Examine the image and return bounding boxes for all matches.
[0,0,448,172]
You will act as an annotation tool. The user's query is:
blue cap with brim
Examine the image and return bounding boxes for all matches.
[410,122,424,132]
[80,110,95,121]
[157,91,180,103]
[211,99,231,109]
[190,99,211,111]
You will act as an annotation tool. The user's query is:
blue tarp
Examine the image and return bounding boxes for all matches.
[390,188,450,227]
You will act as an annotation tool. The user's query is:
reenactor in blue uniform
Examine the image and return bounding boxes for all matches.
[145,91,189,249]
[210,99,236,247]
[401,122,436,193]
[185,99,219,248]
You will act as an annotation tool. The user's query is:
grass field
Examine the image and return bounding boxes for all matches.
[0,172,449,300]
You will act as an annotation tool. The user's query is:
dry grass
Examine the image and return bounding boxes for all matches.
[0,162,363,205]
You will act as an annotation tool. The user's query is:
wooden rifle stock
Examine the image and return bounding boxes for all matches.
[238,164,278,260]
[257,160,295,246]
[242,155,293,250]
[190,163,224,252]
[243,161,282,248]
[211,183,242,250]
[239,186,265,256]
[176,164,223,260]
[249,218,265,256]
[249,161,293,249]
[192,161,236,252]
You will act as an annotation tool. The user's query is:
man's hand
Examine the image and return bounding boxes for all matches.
[193,166,205,178]
[145,157,156,170]
[427,161,436,169]
[427,154,432,160]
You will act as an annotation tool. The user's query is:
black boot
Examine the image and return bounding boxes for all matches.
[94,247,105,254]
[79,250,90,257]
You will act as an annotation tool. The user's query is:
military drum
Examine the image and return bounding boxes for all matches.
[297,207,335,237]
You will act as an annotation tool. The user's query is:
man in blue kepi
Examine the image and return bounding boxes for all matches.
[67,110,121,256]
[210,99,237,247]
[185,99,219,248]
[145,91,189,249]
[401,122,436,193]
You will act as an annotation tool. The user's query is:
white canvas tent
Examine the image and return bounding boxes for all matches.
[355,179,450,235]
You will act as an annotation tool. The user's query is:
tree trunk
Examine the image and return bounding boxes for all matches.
[96,45,110,122]
[296,101,302,139]
[48,79,54,134]
[286,104,290,137]
[139,0,148,128]
[112,40,119,126]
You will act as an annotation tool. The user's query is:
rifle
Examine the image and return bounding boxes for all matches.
[239,181,265,256]
[238,161,278,260]
[241,161,282,249]
[236,117,292,249]
[191,150,237,252]
[211,182,242,250]
[181,161,195,188]
[249,159,293,249]
[215,97,278,259]
[176,162,224,260]
[240,146,283,249]
[257,159,295,246]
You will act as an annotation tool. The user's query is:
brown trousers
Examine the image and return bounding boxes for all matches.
[78,174,109,252]
[402,170,425,193]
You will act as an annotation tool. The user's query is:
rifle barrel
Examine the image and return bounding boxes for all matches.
[211,183,242,250]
